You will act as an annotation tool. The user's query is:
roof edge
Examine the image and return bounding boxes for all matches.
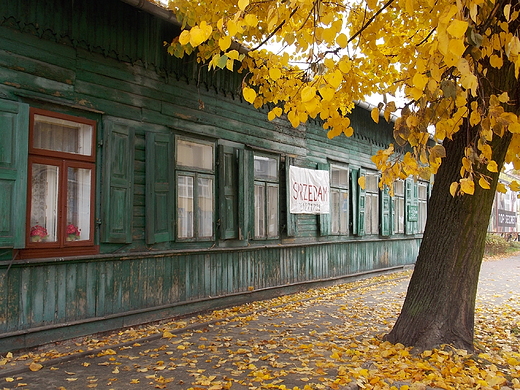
[120,0,180,26]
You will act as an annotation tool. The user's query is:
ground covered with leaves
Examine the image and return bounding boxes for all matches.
[0,256,519,390]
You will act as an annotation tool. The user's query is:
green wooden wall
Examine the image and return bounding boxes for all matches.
[0,0,421,352]
[0,239,419,352]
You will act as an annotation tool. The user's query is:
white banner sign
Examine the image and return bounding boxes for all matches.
[289,166,330,214]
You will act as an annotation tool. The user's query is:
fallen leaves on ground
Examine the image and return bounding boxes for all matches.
[0,258,519,390]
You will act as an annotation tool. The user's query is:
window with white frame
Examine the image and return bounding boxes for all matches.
[254,154,279,239]
[393,180,405,234]
[27,109,96,250]
[330,165,349,235]
[176,138,214,240]
[418,182,428,233]
[364,172,379,235]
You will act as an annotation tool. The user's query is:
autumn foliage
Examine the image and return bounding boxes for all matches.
[166,0,520,196]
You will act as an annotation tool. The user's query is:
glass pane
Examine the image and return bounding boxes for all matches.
[254,155,278,181]
[254,184,265,237]
[177,139,213,171]
[365,193,372,234]
[67,167,91,241]
[339,191,349,234]
[331,166,348,187]
[394,180,404,196]
[33,114,93,156]
[267,185,278,237]
[366,174,379,192]
[331,190,340,234]
[197,177,213,238]
[418,183,428,200]
[30,163,59,242]
[178,175,194,238]
[393,198,405,234]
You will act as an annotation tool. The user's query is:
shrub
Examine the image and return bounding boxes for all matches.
[485,233,511,256]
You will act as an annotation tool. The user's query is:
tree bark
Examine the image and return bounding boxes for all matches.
[384,120,512,351]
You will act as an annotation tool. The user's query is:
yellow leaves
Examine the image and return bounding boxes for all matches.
[487,160,498,172]
[268,107,283,121]
[497,182,507,193]
[430,144,446,160]
[509,180,520,192]
[319,86,335,102]
[324,70,343,89]
[358,176,366,190]
[460,178,475,195]
[301,86,316,102]
[242,87,257,104]
[268,67,282,81]
[446,20,468,39]
[336,33,348,48]
[188,21,213,47]
[219,36,232,51]
[237,0,249,11]
[490,54,503,68]
[479,177,490,189]
[29,362,43,372]
[450,181,459,197]
[371,107,380,124]
[412,73,429,91]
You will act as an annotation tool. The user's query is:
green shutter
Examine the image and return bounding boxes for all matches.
[317,163,330,236]
[0,100,29,248]
[101,119,135,243]
[405,179,418,235]
[218,145,238,240]
[238,149,253,241]
[357,168,366,236]
[145,132,174,244]
[350,168,358,235]
[381,187,391,237]
[285,157,298,237]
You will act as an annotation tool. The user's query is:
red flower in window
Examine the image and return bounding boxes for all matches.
[66,224,81,241]
[30,225,48,242]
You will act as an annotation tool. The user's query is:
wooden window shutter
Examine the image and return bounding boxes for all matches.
[405,178,417,235]
[380,187,391,237]
[238,149,253,241]
[145,132,174,244]
[350,168,358,235]
[218,145,238,240]
[101,119,135,243]
[317,162,330,236]
[0,100,29,248]
[285,157,298,237]
[356,168,366,236]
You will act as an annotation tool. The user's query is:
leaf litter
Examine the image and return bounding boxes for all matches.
[0,257,518,390]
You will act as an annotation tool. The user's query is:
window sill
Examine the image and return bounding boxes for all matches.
[17,246,100,260]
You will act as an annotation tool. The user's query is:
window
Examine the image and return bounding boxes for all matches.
[393,180,405,234]
[330,165,349,235]
[364,172,379,235]
[418,182,428,233]
[176,138,214,240]
[26,109,96,253]
[254,154,279,239]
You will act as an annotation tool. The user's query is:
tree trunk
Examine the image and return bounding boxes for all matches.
[384,120,512,351]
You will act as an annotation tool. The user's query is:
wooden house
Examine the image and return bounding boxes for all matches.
[0,0,426,352]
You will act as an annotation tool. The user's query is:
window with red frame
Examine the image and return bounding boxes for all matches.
[25,108,96,255]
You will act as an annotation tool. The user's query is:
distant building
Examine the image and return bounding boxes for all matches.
[489,171,520,235]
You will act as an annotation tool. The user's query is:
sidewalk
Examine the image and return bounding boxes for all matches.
[0,255,519,389]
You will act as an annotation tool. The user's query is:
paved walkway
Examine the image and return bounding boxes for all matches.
[0,255,519,389]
